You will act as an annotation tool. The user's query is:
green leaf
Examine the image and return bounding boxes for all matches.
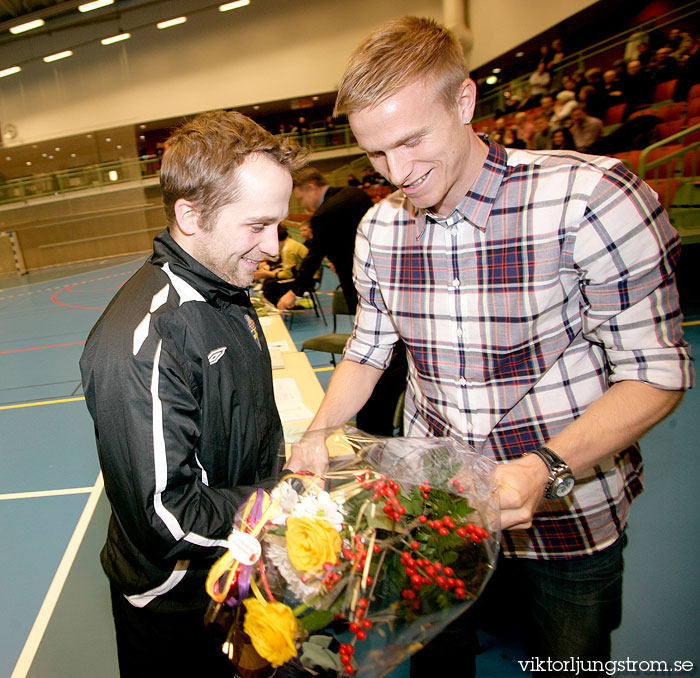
[300,609,336,632]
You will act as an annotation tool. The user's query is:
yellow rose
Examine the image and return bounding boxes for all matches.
[243,598,298,667]
[286,516,342,573]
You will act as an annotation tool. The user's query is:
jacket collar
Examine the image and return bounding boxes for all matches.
[150,230,251,307]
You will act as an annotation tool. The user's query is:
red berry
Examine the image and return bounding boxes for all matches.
[402,589,416,599]
[418,515,428,523]
[357,597,369,608]
[362,619,372,629]
[435,576,447,587]
[443,567,454,577]
[455,587,467,599]
[456,528,468,538]
[356,630,367,641]
[349,622,360,633]
[438,527,449,536]
[410,540,420,550]
[345,663,355,674]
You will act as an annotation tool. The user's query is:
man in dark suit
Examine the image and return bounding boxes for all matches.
[277,167,373,315]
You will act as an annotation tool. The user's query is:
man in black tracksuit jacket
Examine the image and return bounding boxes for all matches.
[79,111,306,677]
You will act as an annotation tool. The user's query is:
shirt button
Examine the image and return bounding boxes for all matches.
[451,226,457,236]
[456,327,463,338]
[452,278,460,288]
[464,422,474,432]
[459,377,467,386]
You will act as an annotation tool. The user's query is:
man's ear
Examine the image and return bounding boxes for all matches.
[173,199,200,237]
[456,78,477,125]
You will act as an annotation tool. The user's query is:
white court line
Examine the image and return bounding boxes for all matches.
[0,486,94,501]
[11,473,104,678]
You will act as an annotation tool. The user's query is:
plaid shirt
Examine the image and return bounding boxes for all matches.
[345,137,694,559]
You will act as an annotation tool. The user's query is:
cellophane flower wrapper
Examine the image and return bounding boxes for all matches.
[205,427,500,678]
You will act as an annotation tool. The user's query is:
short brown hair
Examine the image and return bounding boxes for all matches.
[292,166,329,189]
[334,16,468,117]
[161,110,308,230]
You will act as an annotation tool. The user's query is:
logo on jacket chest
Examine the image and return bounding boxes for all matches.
[207,346,227,365]
[244,314,262,350]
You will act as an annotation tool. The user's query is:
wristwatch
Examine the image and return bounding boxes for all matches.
[527,445,575,499]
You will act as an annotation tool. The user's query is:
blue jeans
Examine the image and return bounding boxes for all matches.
[410,533,626,677]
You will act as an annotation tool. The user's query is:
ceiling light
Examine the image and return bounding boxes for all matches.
[9,19,45,34]
[71,153,77,157]
[515,52,525,58]
[101,33,131,45]
[157,17,187,29]
[219,0,250,12]
[43,50,74,63]
[108,170,118,181]
[55,147,61,151]
[26,161,32,166]
[492,68,501,74]
[5,157,11,161]
[79,0,114,12]
[0,66,21,77]
[105,137,111,142]
[485,75,498,85]
[48,155,54,159]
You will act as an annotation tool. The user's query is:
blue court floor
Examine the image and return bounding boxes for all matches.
[0,253,698,677]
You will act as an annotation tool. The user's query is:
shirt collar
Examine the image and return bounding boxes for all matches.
[419,134,508,234]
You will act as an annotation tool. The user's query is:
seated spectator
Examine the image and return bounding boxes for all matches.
[636,41,653,67]
[602,69,624,106]
[551,90,578,126]
[666,27,693,61]
[502,128,526,149]
[513,111,535,147]
[255,224,309,306]
[539,95,555,120]
[532,113,554,150]
[673,33,700,101]
[620,59,654,113]
[347,173,361,187]
[490,117,507,144]
[299,220,313,247]
[529,61,552,100]
[624,29,649,62]
[569,104,604,153]
[550,126,576,151]
[649,46,680,85]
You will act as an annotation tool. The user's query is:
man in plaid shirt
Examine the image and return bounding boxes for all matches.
[287,17,693,675]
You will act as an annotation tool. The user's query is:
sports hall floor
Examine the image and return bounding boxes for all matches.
[1,252,698,678]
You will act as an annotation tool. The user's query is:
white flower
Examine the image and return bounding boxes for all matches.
[292,490,344,531]
[269,480,299,526]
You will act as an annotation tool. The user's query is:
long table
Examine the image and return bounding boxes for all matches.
[260,314,325,446]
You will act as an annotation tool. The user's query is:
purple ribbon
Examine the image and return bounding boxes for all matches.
[224,488,266,607]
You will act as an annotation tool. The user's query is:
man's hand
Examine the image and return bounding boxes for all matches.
[277,290,297,310]
[493,454,550,530]
[284,429,330,475]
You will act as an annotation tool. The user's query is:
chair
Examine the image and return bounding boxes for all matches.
[645,178,680,209]
[285,267,327,328]
[687,83,700,101]
[683,148,700,178]
[684,116,700,144]
[614,150,642,174]
[686,98,700,121]
[604,103,627,127]
[655,119,684,140]
[654,102,685,122]
[653,79,678,103]
[301,287,353,366]
[642,145,683,179]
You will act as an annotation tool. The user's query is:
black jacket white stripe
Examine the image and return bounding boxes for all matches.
[80,231,284,612]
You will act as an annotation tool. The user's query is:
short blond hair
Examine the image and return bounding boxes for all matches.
[161,110,308,230]
[334,16,468,117]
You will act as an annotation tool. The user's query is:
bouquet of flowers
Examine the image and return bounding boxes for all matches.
[205,427,500,678]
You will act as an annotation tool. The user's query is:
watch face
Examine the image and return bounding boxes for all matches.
[552,476,575,498]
